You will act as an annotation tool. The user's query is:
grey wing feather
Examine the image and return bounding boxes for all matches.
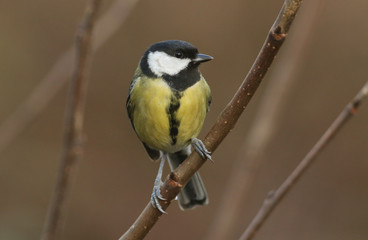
[207,95,212,112]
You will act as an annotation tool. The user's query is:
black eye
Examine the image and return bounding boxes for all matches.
[175,50,183,58]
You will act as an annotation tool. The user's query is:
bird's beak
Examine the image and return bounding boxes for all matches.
[193,53,214,63]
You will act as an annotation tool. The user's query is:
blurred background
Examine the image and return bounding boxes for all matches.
[1,0,368,239]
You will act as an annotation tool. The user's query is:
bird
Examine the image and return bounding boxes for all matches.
[126,40,213,213]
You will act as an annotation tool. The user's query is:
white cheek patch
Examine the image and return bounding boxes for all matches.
[147,51,191,77]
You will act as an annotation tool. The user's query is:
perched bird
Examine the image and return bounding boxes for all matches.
[126,40,213,213]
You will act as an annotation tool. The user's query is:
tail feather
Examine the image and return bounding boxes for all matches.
[167,146,208,210]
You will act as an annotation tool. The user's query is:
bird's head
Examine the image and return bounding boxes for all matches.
[140,40,213,78]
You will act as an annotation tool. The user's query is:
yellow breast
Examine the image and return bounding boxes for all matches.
[129,75,210,153]
[175,79,210,148]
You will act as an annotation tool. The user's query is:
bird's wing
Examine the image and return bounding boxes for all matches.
[126,73,161,161]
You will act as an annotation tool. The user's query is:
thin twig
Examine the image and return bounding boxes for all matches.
[119,1,303,239]
[40,1,101,239]
[205,1,325,240]
[239,80,368,240]
[0,0,139,155]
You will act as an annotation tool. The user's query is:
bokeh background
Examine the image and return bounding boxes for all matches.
[1,0,368,239]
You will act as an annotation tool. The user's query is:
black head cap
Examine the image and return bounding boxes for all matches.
[146,40,199,60]
[140,40,213,91]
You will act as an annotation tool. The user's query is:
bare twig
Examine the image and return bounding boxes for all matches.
[0,0,139,155]
[40,1,101,239]
[239,80,368,240]
[119,1,303,239]
[205,1,326,240]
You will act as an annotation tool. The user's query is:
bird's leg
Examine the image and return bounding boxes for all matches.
[191,138,213,162]
[150,153,167,214]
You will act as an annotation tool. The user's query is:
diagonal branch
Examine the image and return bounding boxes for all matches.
[239,80,368,240]
[41,1,101,239]
[205,1,326,239]
[119,0,303,239]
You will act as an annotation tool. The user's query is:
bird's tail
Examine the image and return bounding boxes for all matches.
[167,145,208,210]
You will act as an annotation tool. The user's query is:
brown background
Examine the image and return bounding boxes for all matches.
[1,0,368,239]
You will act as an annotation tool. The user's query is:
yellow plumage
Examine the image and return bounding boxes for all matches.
[128,67,211,154]
[176,78,210,148]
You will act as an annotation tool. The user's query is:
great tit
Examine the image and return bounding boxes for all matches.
[126,40,213,213]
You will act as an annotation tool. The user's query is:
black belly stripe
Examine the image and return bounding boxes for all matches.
[168,91,182,145]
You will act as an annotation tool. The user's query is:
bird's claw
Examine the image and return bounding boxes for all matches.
[150,181,167,214]
[191,138,213,162]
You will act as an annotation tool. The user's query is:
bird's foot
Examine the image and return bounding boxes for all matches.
[191,138,213,162]
[150,179,167,214]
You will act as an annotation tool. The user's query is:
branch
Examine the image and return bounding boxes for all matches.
[40,1,101,239]
[0,0,139,154]
[238,79,368,240]
[205,1,326,239]
[119,0,303,239]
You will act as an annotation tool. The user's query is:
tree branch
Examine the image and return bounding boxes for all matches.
[119,0,303,239]
[40,1,101,239]
[238,79,368,240]
[205,1,325,239]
